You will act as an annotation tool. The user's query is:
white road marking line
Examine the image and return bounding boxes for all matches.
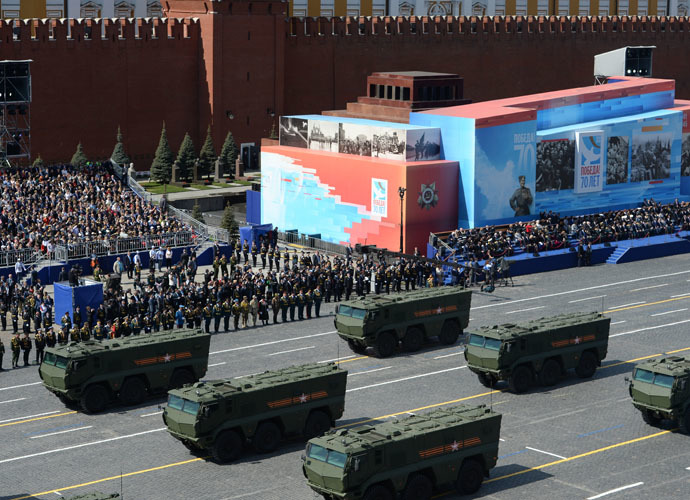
[349,367,392,377]
[210,331,335,354]
[318,355,356,363]
[140,411,163,418]
[607,301,645,309]
[525,446,567,460]
[434,351,465,359]
[0,411,60,424]
[0,428,166,465]
[55,493,62,497]
[587,482,644,500]
[611,318,690,338]
[347,366,466,392]
[0,397,27,404]
[268,345,316,356]
[208,362,226,367]
[471,270,690,310]
[650,308,688,317]
[0,381,43,392]
[686,466,690,470]
[499,438,506,442]
[610,320,626,325]
[630,283,669,292]
[671,293,690,298]
[568,295,606,303]
[30,426,93,439]
[505,306,545,315]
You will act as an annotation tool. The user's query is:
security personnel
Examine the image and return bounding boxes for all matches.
[93,321,105,341]
[296,291,305,320]
[202,304,212,333]
[251,241,258,267]
[213,302,223,333]
[0,300,7,330]
[242,240,249,264]
[20,332,32,366]
[81,323,91,341]
[45,328,56,348]
[11,304,19,334]
[274,248,281,272]
[0,338,5,370]
[260,243,268,269]
[267,246,274,272]
[73,308,82,328]
[271,295,280,324]
[240,297,250,328]
[22,306,31,334]
[305,289,313,319]
[313,286,322,318]
[34,330,46,364]
[280,292,289,323]
[222,298,232,332]
[11,333,21,368]
[288,292,296,322]
[232,299,241,330]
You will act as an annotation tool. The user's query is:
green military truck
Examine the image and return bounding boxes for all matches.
[628,355,690,433]
[163,362,348,463]
[335,287,472,358]
[303,404,501,500]
[39,329,210,413]
[465,311,610,393]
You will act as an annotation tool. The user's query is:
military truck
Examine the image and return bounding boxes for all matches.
[39,329,210,413]
[335,287,472,358]
[303,404,501,500]
[465,311,610,393]
[628,355,690,433]
[163,362,348,463]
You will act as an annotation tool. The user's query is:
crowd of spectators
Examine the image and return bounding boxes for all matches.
[0,163,189,254]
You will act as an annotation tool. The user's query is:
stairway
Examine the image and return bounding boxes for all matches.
[606,247,628,264]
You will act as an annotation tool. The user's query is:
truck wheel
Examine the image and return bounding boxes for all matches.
[212,430,243,463]
[679,407,690,434]
[402,327,424,353]
[439,320,460,345]
[477,372,496,388]
[374,332,397,358]
[641,409,662,427]
[169,368,196,389]
[80,384,109,413]
[347,340,367,355]
[303,410,331,439]
[402,473,432,500]
[362,484,393,500]
[456,458,484,495]
[119,377,147,406]
[539,359,561,387]
[575,351,598,379]
[252,421,282,453]
[508,365,533,394]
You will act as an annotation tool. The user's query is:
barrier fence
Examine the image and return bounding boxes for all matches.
[277,230,348,255]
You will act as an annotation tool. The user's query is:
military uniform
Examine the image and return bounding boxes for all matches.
[0,339,5,369]
[34,331,46,364]
[313,288,322,318]
[232,301,241,330]
[213,303,222,333]
[45,329,56,348]
[10,306,19,334]
[305,290,313,319]
[21,333,32,366]
[0,301,7,330]
[288,293,296,321]
[296,292,305,320]
[57,329,68,345]
[240,298,249,328]
[280,293,289,322]
[93,322,105,341]
[222,299,232,332]
[70,326,81,343]
[260,244,268,269]
[10,334,20,368]
[81,324,91,342]
[203,305,212,333]
[271,296,280,324]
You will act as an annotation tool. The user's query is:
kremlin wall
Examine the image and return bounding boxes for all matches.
[4,0,690,165]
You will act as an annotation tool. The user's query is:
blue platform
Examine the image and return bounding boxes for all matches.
[54,279,104,327]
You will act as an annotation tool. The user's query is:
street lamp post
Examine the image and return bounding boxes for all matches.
[398,187,406,253]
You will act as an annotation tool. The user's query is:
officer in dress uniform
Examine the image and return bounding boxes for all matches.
[203,304,212,333]
[251,241,258,267]
[0,338,5,370]
[271,295,280,324]
[240,297,250,328]
[93,321,105,341]
[213,302,222,333]
[34,330,46,364]
[260,243,268,269]
[20,332,32,366]
[45,327,56,348]
[313,286,322,318]
[222,298,232,332]
[11,333,21,368]
[232,299,241,330]
[57,328,68,345]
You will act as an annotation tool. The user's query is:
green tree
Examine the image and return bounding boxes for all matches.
[32,155,45,168]
[220,203,238,237]
[191,201,205,224]
[111,126,130,165]
[198,125,216,180]
[71,142,88,167]
[150,122,174,184]
[175,132,196,181]
[219,130,238,179]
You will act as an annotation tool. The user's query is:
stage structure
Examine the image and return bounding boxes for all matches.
[0,60,32,163]
[54,279,104,328]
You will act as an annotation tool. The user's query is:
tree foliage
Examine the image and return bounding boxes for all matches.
[198,125,217,179]
[71,142,88,168]
[175,133,196,181]
[220,203,238,237]
[151,122,174,184]
[191,201,205,224]
[111,126,130,165]
[219,130,238,178]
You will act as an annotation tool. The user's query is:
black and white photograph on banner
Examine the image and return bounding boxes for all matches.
[535,139,575,192]
[405,129,441,161]
[308,120,339,153]
[339,122,373,157]
[371,128,406,160]
[631,132,672,182]
[606,136,629,185]
[682,133,690,177]
[279,116,308,149]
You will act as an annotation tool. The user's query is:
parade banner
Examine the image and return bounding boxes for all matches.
[575,131,604,194]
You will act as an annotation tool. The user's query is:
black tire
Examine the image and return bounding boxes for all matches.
[641,409,662,427]
[362,484,393,500]
[303,410,332,439]
[212,430,243,463]
[456,458,484,495]
[538,359,561,387]
[402,473,433,500]
[374,332,397,358]
[347,340,367,355]
[477,372,496,388]
[439,320,460,345]
[402,327,424,353]
[679,407,690,434]
[79,384,109,413]
[252,421,282,453]
[169,368,196,389]
[508,365,533,394]
[575,350,598,379]
[119,377,147,406]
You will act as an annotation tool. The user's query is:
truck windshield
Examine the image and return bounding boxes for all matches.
[469,334,501,351]
[168,395,199,414]
[338,306,366,319]
[43,353,69,369]
[634,369,675,388]
[307,443,347,468]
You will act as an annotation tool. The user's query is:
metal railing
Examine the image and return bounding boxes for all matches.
[277,230,348,255]
[60,232,197,260]
[128,175,155,205]
[0,248,42,268]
